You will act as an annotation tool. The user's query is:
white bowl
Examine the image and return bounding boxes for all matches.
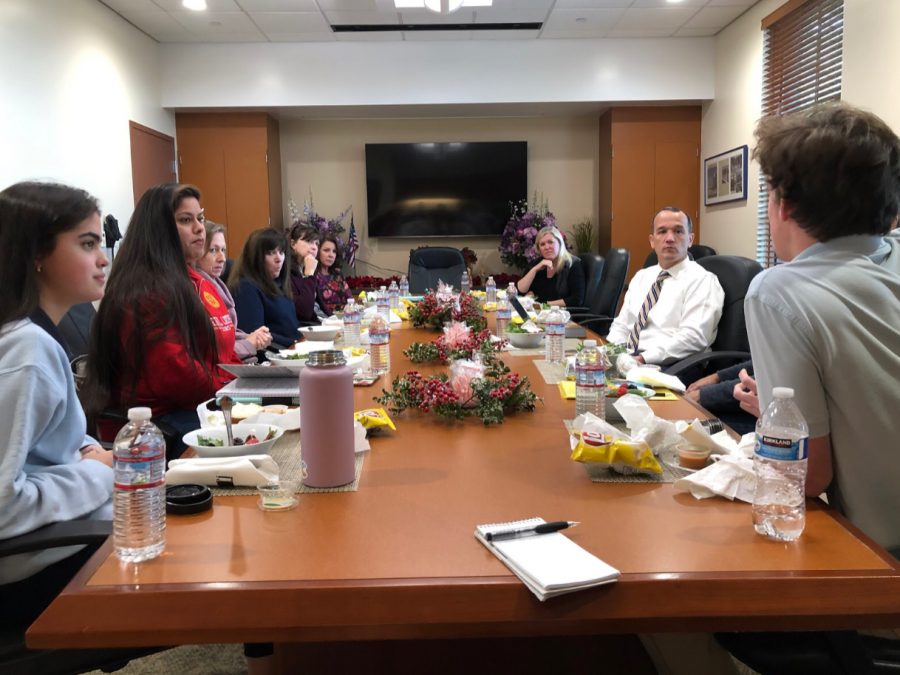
[299,325,341,341]
[506,331,545,349]
[269,350,367,372]
[183,423,285,458]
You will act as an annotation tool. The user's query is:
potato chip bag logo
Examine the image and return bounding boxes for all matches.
[203,291,221,309]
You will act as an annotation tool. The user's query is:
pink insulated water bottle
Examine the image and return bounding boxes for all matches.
[299,350,355,487]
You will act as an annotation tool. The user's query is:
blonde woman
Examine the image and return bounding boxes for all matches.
[516,226,584,307]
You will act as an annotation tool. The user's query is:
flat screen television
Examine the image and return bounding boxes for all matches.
[365,141,527,238]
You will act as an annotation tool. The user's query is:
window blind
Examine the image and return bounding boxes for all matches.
[757,0,843,267]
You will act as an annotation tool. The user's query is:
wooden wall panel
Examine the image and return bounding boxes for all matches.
[597,111,613,255]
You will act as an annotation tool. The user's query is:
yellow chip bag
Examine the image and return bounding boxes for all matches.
[354,408,397,431]
[570,432,662,477]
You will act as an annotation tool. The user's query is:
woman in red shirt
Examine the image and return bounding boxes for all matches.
[84,184,239,453]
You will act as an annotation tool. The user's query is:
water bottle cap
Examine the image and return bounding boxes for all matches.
[583,339,597,348]
[380,285,386,291]
[306,349,347,367]
[772,386,794,398]
[127,406,152,421]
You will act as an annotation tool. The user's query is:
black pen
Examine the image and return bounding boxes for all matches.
[485,521,579,542]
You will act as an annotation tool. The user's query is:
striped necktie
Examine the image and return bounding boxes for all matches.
[626,270,670,353]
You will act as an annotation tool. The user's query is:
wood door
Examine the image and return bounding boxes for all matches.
[654,141,701,237]
[611,142,655,282]
[129,122,176,205]
[223,126,271,254]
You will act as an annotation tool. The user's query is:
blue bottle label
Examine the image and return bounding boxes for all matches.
[755,434,808,461]
[575,367,605,387]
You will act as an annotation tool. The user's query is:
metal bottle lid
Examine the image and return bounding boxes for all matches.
[305,349,347,367]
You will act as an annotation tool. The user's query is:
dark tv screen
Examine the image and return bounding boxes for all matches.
[365,141,527,238]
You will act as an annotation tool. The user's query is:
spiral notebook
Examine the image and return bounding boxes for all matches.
[474,517,620,601]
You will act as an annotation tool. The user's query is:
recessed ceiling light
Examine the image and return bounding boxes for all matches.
[183,0,207,10]
[666,0,684,4]
[393,0,492,11]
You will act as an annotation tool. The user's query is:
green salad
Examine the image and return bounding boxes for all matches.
[197,428,277,447]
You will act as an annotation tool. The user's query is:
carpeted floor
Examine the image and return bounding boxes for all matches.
[84,643,246,675]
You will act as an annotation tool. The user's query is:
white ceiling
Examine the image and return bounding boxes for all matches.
[98,0,758,43]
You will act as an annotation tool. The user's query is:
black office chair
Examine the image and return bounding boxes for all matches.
[568,248,630,337]
[408,247,466,294]
[662,255,762,379]
[576,253,605,307]
[0,521,164,674]
[642,244,718,269]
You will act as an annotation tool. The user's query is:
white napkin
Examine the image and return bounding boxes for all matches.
[362,305,402,324]
[613,394,684,454]
[166,454,279,488]
[673,454,757,502]
[321,316,343,327]
[354,420,370,453]
[624,366,686,393]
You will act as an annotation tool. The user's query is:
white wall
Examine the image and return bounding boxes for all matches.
[701,0,899,260]
[280,115,599,277]
[0,0,174,228]
[699,0,780,259]
[160,38,714,108]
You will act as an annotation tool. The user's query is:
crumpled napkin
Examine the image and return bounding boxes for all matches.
[623,366,686,393]
[321,315,344,327]
[167,454,279,488]
[613,394,684,454]
[673,454,757,502]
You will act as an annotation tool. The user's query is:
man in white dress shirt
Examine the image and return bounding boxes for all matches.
[607,207,724,365]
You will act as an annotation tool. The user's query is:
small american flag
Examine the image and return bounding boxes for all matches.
[346,216,359,270]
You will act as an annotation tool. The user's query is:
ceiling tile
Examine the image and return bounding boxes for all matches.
[318,0,381,9]
[398,9,476,23]
[113,9,196,39]
[266,31,338,40]
[325,9,401,23]
[674,26,719,36]
[613,6,699,30]
[402,30,472,39]
[99,0,165,12]
[606,26,675,37]
[471,9,547,23]
[707,0,756,6]
[334,30,402,39]
[249,11,331,31]
[681,4,747,29]
[192,32,272,41]
[472,29,541,38]
[236,0,320,9]
[153,0,241,9]
[552,0,632,7]
[171,10,261,31]
[486,0,554,9]
[630,0,706,7]
[542,8,625,32]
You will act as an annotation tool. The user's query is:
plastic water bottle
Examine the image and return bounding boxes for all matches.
[485,276,497,305]
[399,274,410,298]
[506,282,518,303]
[377,285,391,322]
[544,306,565,363]
[460,270,471,294]
[495,296,512,339]
[113,407,166,563]
[342,298,361,348]
[752,387,809,542]
[369,314,391,375]
[388,280,400,311]
[575,339,606,419]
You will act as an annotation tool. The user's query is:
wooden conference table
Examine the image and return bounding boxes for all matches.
[28,324,900,651]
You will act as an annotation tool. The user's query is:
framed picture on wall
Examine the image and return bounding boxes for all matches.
[704,145,748,205]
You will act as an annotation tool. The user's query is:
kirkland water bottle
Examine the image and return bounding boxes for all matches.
[388,280,400,311]
[369,314,391,375]
[544,306,565,364]
[752,387,809,542]
[377,285,391,322]
[113,407,166,562]
[342,298,361,347]
[485,276,497,305]
[496,296,512,339]
[575,339,606,419]
[460,270,471,294]
[399,274,410,298]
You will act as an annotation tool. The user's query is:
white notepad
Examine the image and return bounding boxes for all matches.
[474,517,620,601]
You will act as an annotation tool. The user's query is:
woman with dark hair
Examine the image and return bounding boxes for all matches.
[315,233,352,315]
[230,227,298,349]
[197,220,272,360]
[0,181,113,630]
[84,184,239,443]
[516,225,585,307]
[288,223,321,324]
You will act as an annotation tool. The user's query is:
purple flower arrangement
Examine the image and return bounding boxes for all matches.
[287,193,352,250]
[498,195,557,271]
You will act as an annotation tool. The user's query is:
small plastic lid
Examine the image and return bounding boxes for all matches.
[127,406,152,421]
[772,387,795,398]
[166,484,213,515]
[583,339,597,348]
